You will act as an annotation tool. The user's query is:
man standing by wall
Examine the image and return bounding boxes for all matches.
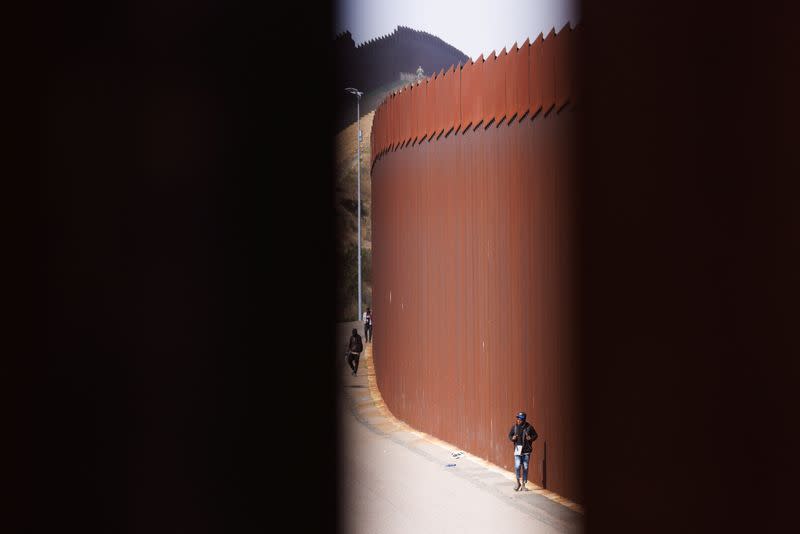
[508,411,538,491]
[346,328,364,376]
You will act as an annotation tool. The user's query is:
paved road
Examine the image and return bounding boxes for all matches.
[337,322,583,534]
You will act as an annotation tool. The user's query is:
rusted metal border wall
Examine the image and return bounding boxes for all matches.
[370,25,576,167]
[370,24,581,503]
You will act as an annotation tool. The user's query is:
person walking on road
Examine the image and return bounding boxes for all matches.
[508,411,538,491]
[346,328,364,376]
[363,307,373,343]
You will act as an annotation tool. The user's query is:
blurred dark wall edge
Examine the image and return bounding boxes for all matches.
[7,1,342,533]
[576,2,800,533]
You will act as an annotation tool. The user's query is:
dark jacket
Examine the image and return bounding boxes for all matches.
[348,333,363,354]
[508,421,538,454]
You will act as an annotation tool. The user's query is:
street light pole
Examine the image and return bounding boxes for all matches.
[345,88,364,324]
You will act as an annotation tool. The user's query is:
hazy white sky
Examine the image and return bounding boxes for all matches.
[335,0,580,61]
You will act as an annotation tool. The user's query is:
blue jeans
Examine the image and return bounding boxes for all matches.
[514,453,530,482]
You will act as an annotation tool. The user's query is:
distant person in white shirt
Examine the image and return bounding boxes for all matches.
[363,307,373,343]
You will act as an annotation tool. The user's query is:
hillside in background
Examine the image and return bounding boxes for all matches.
[335,111,374,322]
[334,26,470,130]
[334,26,468,319]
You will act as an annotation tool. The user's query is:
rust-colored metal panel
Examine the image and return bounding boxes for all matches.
[403,84,411,142]
[406,85,414,144]
[378,100,386,154]
[529,33,544,118]
[402,87,411,146]
[460,59,475,130]
[442,66,456,134]
[483,51,497,125]
[392,92,397,149]
[555,23,572,112]
[453,63,462,132]
[438,68,447,137]
[388,93,400,150]
[405,86,413,145]
[420,78,429,141]
[428,72,442,140]
[473,54,485,128]
[384,100,389,151]
[439,68,453,134]
[390,94,395,148]
[411,85,417,142]
[378,105,382,156]
[507,40,530,121]
[450,64,459,133]
[372,107,377,159]
[388,92,394,150]
[471,58,482,129]
[396,90,401,148]
[391,91,398,149]
[495,48,508,123]
[400,90,405,146]
[393,90,401,148]
[417,81,425,142]
[416,82,424,142]
[399,90,404,146]
[434,68,445,138]
[441,67,449,136]
[397,89,405,147]
[383,95,389,151]
[426,73,435,140]
[438,69,448,136]
[423,79,431,142]
[419,78,432,139]
[383,94,390,151]
[541,29,557,115]
[398,89,405,147]
[384,100,388,152]
[418,79,430,139]
[371,79,581,502]
[444,65,456,134]
[381,102,389,154]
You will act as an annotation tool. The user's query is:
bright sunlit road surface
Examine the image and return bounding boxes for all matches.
[337,323,583,534]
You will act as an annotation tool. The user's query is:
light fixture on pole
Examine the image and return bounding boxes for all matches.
[345,87,364,324]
